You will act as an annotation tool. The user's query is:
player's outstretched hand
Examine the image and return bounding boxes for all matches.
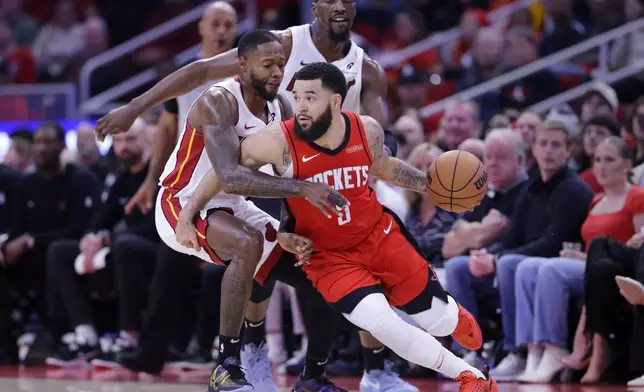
[95,104,140,141]
[301,182,350,219]
[277,232,313,266]
[176,210,201,252]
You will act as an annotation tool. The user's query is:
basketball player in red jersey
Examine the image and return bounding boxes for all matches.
[180,63,496,392]
[96,1,422,388]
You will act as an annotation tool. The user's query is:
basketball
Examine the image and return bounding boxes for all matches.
[427,150,488,213]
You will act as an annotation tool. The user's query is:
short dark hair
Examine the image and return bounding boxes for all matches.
[293,62,347,104]
[237,29,280,58]
[584,115,621,137]
[10,128,34,144]
[36,121,66,142]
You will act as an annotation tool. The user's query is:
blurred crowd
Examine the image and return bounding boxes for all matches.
[1,0,644,389]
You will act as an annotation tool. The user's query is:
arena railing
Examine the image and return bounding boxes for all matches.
[417,17,644,119]
[373,0,539,68]
[0,83,77,121]
[79,0,257,116]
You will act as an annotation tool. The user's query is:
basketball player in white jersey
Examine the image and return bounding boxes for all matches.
[155,30,347,392]
[96,1,420,390]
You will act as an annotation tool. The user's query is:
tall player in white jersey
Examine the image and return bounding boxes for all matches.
[154,30,347,392]
[96,1,421,391]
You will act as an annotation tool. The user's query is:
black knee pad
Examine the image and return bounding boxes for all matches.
[250,277,276,303]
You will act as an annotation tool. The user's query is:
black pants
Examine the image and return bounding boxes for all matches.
[585,236,644,373]
[47,233,158,333]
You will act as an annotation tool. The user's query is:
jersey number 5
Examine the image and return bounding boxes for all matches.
[286,76,356,92]
[338,207,352,226]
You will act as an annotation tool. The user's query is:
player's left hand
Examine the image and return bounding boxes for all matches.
[176,211,201,252]
[277,232,313,266]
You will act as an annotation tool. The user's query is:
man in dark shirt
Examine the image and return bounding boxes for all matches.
[45,120,158,367]
[442,129,528,360]
[462,121,593,381]
[0,164,23,238]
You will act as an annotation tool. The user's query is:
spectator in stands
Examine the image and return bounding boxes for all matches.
[515,137,644,383]
[514,110,542,168]
[75,123,109,184]
[3,129,33,173]
[0,18,35,84]
[457,27,505,123]
[451,9,490,66]
[396,65,429,114]
[443,129,528,364]
[488,114,511,130]
[580,82,619,122]
[629,98,644,180]
[587,0,625,37]
[458,138,485,161]
[1,0,38,46]
[577,115,622,193]
[460,121,593,382]
[540,0,587,56]
[32,0,85,81]
[391,114,425,160]
[500,27,561,112]
[0,122,101,341]
[381,8,439,71]
[45,119,156,367]
[611,0,644,102]
[582,153,644,383]
[436,100,482,151]
[404,143,457,265]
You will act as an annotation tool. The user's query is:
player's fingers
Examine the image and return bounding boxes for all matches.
[327,190,350,208]
[321,198,343,216]
[191,232,201,252]
[313,201,333,219]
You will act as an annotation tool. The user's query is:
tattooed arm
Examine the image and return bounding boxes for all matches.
[363,115,428,194]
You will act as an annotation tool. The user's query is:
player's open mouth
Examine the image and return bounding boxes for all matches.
[266,82,280,89]
[331,16,348,24]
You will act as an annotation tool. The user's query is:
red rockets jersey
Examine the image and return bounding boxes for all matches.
[281,111,383,251]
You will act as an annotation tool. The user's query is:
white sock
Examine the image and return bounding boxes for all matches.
[74,324,98,347]
[343,294,484,380]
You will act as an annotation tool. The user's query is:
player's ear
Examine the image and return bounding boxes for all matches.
[332,94,342,110]
[239,56,248,70]
[311,1,318,18]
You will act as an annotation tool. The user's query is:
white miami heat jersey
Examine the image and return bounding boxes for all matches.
[160,76,283,210]
[280,24,364,112]
[176,79,218,143]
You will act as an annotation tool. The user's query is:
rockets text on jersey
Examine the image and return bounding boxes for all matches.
[281,111,383,251]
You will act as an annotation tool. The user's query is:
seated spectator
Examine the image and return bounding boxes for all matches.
[396,65,430,114]
[544,104,581,170]
[514,137,644,383]
[580,82,619,123]
[31,0,85,81]
[611,0,644,103]
[628,97,644,174]
[458,138,484,161]
[458,121,593,382]
[0,163,22,237]
[436,100,482,151]
[2,0,39,46]
[539,0,586,57]
[488,114,510,130]
[381,8,439,71]
[456,27,505,123]
[404,142,457,265]
[391,114,425,161]
[0,122,101,345]
[500,27,561,112]
[75,123,109,185]
[451,9,489,66]
[578,116,621,193]
[45,120,157,367]
[443,129,528,362]
[3,129,33,173]
[513,110,542,168]
[0,18,35,84]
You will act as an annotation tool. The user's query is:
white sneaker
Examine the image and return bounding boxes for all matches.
[461,351,484,368]
[628,374,644,386]
[240,343,276,392]
[489,353,526,382]
[266,333,287,364]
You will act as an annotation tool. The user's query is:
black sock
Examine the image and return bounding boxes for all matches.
[302,356,327,379]
[218,335,241,364]
[242,318,266,347]
[363,345,387,372]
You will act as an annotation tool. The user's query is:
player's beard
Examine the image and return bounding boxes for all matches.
[294,104,333,143]
[250,72,278,101]
[327,18,350,42]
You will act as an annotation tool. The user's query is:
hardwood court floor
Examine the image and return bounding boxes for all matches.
[0,366,639,392]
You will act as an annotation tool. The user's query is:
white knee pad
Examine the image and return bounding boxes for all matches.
[409,295,459,337]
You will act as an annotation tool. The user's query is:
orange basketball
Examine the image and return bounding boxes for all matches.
[427,150,488,213]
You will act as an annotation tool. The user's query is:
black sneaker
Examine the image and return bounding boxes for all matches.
[292,374,348,392]
[207,357,253,392]
[91,338,137,369]
[179,348,215,371]
[45,342,100,368]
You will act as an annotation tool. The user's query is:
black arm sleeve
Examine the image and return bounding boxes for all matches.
[164,98,179,115]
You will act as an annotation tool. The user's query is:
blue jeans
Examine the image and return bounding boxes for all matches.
[444,255,497,350]
[515,257,585,348]
[496,254,529,351]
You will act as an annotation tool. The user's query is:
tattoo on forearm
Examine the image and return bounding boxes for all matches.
[390,159,428,193]
[282,144,292,170]
[279,203,289,233]
[201,90,305,198]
